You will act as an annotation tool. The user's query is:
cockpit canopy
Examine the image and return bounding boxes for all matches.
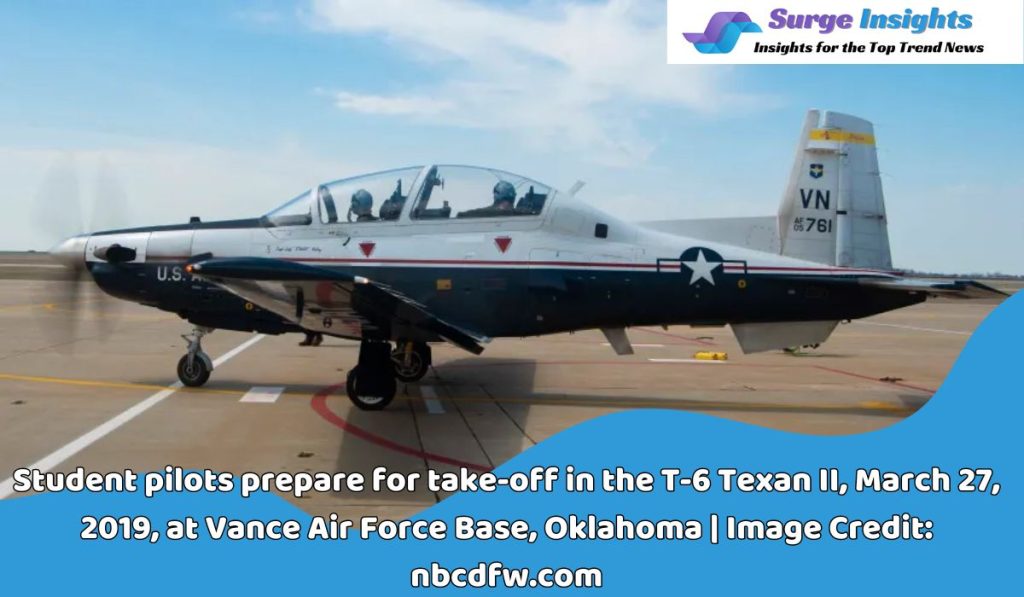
[263,165,553,226]
[411,165,550,220]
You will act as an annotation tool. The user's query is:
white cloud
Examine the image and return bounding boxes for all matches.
[310,0,771,166]
[334,91,454,116]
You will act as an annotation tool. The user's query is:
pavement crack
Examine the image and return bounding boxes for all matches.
[406,397,441,504]
[449,392,494,470]
[481,384,536,446]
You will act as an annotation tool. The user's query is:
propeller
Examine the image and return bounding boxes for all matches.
[32,155,131,351]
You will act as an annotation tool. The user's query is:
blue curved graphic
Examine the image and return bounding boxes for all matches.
[0,293,1021,593]
[684,11,762,54]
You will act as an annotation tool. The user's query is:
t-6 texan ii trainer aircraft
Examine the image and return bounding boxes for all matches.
[49,110,1004,410]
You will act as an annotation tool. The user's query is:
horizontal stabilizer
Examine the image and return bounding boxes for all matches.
[641,216,779,252]
[731,320,839,354]
[859,278,1009,300]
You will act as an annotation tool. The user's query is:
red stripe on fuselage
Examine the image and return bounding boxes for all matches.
[145,255,899,277]
[282,257,899,276]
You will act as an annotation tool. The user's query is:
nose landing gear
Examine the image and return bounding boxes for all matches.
[177,326,213,387]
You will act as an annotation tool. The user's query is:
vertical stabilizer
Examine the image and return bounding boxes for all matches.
[778,110,892,270]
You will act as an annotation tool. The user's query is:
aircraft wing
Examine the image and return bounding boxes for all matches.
[187,257,489,354]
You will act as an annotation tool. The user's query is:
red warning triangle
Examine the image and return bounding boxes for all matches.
[359,242,376,257]
[494,236,512,254]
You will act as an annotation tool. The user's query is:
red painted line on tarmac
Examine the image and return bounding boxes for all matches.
[812,365,935,394]
[311,383,492,473]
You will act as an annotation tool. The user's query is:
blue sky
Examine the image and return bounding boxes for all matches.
[1,0,1021,274]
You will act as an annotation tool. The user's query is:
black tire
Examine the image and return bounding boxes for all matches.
[346,366,396,410]
[391,343,431,382]
[177,354,211,387]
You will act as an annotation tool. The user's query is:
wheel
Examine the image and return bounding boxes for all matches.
[177,354,211,387]
[346,366,396,410]
[391,343,431,382]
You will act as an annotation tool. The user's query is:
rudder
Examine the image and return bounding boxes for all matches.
[778,110,892,270]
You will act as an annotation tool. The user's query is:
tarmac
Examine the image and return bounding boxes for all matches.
[0,251,1016,519]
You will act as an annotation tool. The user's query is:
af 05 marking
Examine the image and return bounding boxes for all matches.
[793,217,833,234]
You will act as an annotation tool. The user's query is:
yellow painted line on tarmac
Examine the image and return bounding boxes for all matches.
[0,300,166,322]
[0,302,59,313]
[0,335,265,500]
[320,389,917,416]
[0,373,917,417]
[0,373,240,397]
[463,394,916,416]
[858,400,912,413]
[0,298,103,313]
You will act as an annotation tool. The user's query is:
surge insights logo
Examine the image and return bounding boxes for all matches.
[682,12,762,54]
[667,0,1024,65]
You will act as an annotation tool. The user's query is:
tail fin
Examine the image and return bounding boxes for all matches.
[778,110,892,270]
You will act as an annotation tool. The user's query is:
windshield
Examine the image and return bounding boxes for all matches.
[263,190,313,227]
[263,167,424,227]
[412,165,551,220]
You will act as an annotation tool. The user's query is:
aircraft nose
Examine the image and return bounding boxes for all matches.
[49,235,89,270]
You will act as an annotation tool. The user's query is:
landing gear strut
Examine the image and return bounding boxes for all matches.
[177,326,213,387]
[346,340,397,410]
[391,341,432,383]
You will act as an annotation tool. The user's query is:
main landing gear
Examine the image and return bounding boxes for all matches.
[391,341,432,383]
[347,340,431,411]
[177,326,214,387]
[346,340,397,410]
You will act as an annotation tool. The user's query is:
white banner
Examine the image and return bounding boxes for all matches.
[667,0,1024,64]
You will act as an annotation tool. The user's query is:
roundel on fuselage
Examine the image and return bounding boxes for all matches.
[678,247,725,287]
[679,246,723,263]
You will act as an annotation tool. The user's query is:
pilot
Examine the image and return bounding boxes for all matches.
[458,181,517,218]
[379,195,405,221]
[349,189,378,222]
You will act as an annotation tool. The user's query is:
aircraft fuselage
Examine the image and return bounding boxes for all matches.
[84,210,922,343]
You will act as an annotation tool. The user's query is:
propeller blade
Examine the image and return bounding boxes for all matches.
[34,248,87,353]
[32,156,87,351]
[90,157,130,233]
[33,156,134,351]
[32,154,83,241]
[88,158,131,340]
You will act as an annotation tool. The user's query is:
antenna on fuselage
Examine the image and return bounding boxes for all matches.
[568,180,586,196]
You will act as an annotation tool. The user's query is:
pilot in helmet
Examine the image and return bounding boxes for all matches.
[350,189,377,222]
[456,180,519,218]
[492,181,516,211]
